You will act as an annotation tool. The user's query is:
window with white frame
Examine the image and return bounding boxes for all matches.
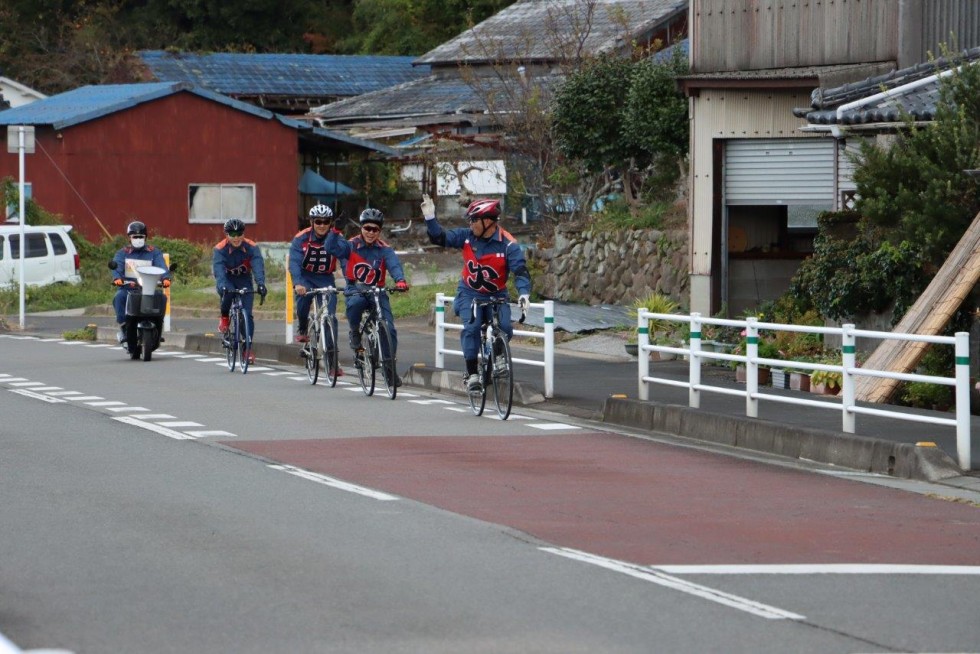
[188,184,255,224]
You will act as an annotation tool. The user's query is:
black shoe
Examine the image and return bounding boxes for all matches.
[395,375,403,388]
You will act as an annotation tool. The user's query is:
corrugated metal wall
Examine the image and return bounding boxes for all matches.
[689,89,815,276]
[921,0,980,53]
[691,0,899,72]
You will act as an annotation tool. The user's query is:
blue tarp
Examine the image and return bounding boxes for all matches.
[299,168,356,198]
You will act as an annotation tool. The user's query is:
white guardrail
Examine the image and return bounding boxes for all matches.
[637,312,973,471]
[434,293,555,398]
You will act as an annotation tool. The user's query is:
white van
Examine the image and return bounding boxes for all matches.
[0,224,82,289]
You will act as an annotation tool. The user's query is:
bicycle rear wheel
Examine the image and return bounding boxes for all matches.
[305,320,320,385]
[226,308,238,372]
[490,333,513,419]
[376,321,397,400]
[357,324,376,396]
[323,316,340,387]
[237,312,249,374]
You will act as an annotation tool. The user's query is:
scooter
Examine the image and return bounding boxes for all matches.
[108,260,171,361]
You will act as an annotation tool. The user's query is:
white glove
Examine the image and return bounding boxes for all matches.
[421,193,435,220]
[518,295,529,311]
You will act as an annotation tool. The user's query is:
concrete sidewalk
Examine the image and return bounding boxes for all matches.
[7,307,980,491]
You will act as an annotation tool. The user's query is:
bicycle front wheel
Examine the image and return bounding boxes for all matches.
[305,320,320,385]
[490,333,513,419]
[376,321,397,400]
[237,312,250,374]
[322,316,340,388]
[468,342,488,416]
[357,324,376,397]
[226,309,238,372]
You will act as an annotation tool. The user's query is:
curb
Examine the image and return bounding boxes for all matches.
[601,397,963,482]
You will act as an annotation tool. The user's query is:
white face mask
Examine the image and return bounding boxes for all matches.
[130,236,146,248]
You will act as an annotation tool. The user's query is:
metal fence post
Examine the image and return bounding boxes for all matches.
[955,331,972,470]
[638,309,650,401]
[543,300,555,398]
[841,324,856,433]
[689,312,701,408]
[435,292,446,369]
[746,317,759,418]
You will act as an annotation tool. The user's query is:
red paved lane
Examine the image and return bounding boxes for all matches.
[228,433,980,565]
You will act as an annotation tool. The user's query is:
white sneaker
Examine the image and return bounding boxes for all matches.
[466,373,482,392]
[117,326,126,343]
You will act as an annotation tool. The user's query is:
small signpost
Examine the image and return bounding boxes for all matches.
[6,125,35,329]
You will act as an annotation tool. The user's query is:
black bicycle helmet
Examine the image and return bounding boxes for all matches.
[359,208,384,227]
[126,220,147,236]
[224,218,246,234]
[309,204,333,220]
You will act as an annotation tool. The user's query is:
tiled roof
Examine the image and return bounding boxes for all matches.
[415,0,687,66]
[0,82,396,155]
[795,46,980,126]
[138,51,429,98]
[311,72,564,126]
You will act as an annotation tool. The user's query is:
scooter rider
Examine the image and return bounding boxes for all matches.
[421,195,531,392]
[111,220,171,343]
[213,218,267,364]
[289,204,342,344]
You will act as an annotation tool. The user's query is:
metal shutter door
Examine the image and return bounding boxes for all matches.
[724,138,835,205]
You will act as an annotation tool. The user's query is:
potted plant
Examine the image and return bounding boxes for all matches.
[734,340,778,385]
[627,292,680,357]
[809,360,842,395]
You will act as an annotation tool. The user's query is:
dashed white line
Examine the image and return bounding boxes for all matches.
[65,396,104,401]
[10,389,66,403]
[156,421,204,428]
[45,390,83,396]
[184,430,237,439]
[529,423,581,430]
[196,357,226,363]
[9,381,46,387]
[106,405,151,413]
[85,400,127,407]
[126,413,176,420]
[31,386,63,391]
[113,416,193,440]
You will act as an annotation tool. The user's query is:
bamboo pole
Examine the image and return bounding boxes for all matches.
[856,210,980,403]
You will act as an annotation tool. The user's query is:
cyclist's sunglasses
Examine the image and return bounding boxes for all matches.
[227,230,244,237]
[361,225,381,233]
[312,219,330,225]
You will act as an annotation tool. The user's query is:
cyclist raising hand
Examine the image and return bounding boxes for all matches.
[213,219,266,364]
[422,195,531,392]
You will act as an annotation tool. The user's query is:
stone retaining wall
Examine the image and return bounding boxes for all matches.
[533,225,689,306]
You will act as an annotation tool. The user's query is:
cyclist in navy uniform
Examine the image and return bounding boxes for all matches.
[326,207,409,384]
[422,195,531,392]
[111,220,171,344]
[213,218,267,364]
[289,204,342,345]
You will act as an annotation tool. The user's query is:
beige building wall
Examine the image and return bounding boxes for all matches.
[688,88,820,314]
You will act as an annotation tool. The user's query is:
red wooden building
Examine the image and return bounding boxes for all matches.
[0,82,393,243]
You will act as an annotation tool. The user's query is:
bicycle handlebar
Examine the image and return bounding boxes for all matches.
[221,286,266,306]
[470,296,527,324]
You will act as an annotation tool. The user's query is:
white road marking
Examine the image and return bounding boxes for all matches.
[10,389,66,403]
[31,386,63,391]
[106,406,151,413]
[184,430,237,439]
[65,396,104,401]
[45,390,83,396]
[126,413,176,420]
[57,341,89,346]
[83,343,113,348]
[155,421,204,428]
[113,416,193,440]
[529,423,581,430]
[269,464,399,501]
[408,399,455,405]
[9,381,45,387]
[0,377,29,383]
[85,400,126,407]
[541,547,805,621]
[445,406,470,413]
[653,564,980,575]
[262,371,295,376]
[196,357,226,363]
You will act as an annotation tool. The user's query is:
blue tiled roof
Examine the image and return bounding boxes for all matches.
[795,46,980,126]
[0,81,397,155]
[139,51,429,98]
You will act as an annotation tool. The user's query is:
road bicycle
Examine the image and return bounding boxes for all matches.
[302,286,341,386]
[222,287,262,374]
[467,297,526,420]
[351,286,404,399]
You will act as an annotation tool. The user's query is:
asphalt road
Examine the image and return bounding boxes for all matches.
[2,332,979,653]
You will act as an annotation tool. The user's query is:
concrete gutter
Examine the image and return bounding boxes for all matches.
[602,397,964,483]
